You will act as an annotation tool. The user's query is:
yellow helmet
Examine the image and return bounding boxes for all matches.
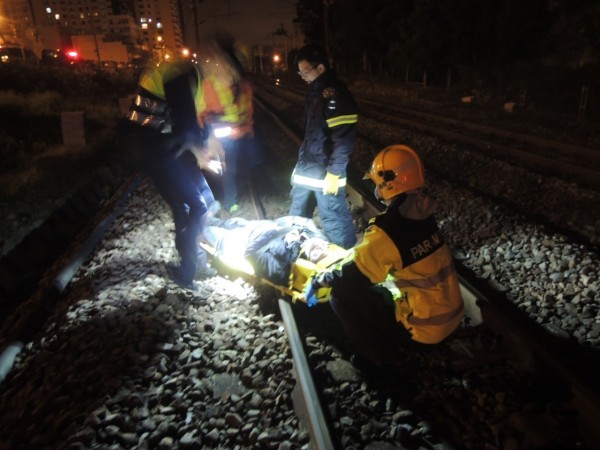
[364,145,425,200]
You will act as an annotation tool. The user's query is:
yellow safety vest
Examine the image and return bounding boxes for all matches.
[126,60,204,132]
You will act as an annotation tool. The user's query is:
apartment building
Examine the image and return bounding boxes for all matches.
[0,0,185,62]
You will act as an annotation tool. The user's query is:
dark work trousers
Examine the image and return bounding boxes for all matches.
[289,185,357,249]
[222,138,242,211]
[141,144,212,282]
[329,285,416,364]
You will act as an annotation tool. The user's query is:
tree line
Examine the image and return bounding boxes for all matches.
[293,0,600,116]
[295,0,599,74]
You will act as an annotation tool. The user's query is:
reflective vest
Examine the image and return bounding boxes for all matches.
[200,75,254,140]
[125,60,204,133]
[353,210,464,344]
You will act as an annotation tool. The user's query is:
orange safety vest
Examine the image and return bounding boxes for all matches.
[200,75,254,140]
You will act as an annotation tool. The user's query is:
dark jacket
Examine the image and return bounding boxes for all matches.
[245,224,324,286]
[291,71,358,190]
[124,60,207,153]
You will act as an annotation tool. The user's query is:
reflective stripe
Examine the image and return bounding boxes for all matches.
[326,114,358,128]
[125,110,166,130]
[292,173,347,189]
[407,300,464,326]
[394,263,456,289]
[134,94,167,115]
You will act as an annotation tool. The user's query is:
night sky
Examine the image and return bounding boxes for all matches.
[196,0,298,48]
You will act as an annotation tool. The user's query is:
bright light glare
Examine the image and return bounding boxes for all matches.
[273,54,280,62]
[213,242,255,276]
[213,126,232,138]
[206,160,222,174]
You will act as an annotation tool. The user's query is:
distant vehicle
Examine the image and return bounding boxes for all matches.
[40,48,80,66]
[0,46,38,64]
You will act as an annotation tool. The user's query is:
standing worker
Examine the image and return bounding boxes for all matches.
[303,145,464,374]
[124,56,218,289]
[199,34,254,215]
[290,43,358,249]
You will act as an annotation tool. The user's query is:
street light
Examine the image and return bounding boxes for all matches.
[272,53,281,75]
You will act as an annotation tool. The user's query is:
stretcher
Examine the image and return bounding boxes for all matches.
[199,240,351,304]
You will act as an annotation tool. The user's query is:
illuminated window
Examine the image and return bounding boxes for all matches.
[46,7,52,13]
[141,23,148,29]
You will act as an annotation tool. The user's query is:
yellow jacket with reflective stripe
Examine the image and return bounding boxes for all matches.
[328,193,463,343]
[126,59,204,133]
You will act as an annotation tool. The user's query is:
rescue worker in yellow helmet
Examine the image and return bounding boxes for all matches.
[198,34,254,215]
[123,56,218,289]
[303,145,464,374]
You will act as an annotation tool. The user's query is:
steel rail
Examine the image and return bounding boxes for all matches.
[360,107,600,189]
[256,77,600,189]
[243,111,336,449]
[0,175,141,385]
[357,96,599,161]
[268,77,599,163]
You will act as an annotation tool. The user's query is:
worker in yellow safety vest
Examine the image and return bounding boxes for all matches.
[302,145,464,374]
[123,57,219,289]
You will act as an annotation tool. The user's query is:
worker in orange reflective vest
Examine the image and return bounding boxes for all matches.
[198,36,254,215]
[303,145,464,375]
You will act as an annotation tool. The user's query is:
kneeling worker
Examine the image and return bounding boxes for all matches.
[303,145,464,371]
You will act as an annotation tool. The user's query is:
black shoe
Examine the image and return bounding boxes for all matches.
[166,264,197,290]
[349,353,382,377]
[196,265,218,279]
[350,353,403,379]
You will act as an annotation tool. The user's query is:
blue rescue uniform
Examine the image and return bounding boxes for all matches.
[289,71,358,249]
[125,60,215,283]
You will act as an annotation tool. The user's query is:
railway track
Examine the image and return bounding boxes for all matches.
[0,77,598,449]
[253,90,600,448]
[254,75,600,253]
[255,75,600,189]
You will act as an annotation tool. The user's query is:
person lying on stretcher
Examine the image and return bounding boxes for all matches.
[200,216,350,304]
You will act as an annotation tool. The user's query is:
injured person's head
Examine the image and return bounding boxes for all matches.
[301,237,330,263]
